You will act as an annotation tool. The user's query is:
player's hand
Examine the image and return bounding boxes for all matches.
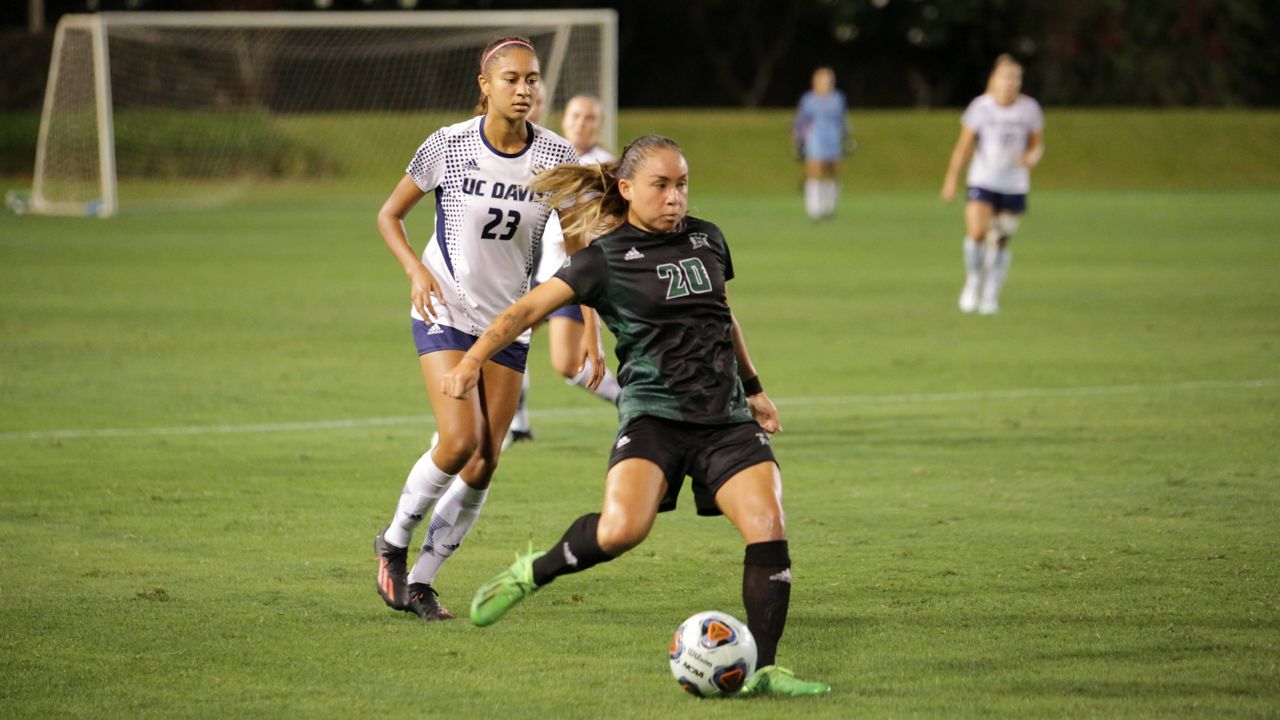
[747,392,782,434]
[1018,152,1040,169]
[440,357,480,399]
[576,321,606,392]
[941,178,957,203]
[409,263,445,320]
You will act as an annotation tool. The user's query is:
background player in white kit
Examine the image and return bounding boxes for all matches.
[372,36,582,621]
[941,55,1045,314]
[507,95,621,445]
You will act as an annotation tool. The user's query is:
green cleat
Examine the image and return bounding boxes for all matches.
[470,543,545,627]
[739,665,831,697]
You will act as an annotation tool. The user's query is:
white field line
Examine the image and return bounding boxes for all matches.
[2,378,1274,443]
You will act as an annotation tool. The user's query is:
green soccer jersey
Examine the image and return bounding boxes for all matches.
[553,217,753,426]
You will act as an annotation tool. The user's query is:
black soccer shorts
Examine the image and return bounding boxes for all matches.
[607,415,778,516]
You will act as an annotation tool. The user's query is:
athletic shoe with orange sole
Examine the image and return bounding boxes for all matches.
[374,528,408,610]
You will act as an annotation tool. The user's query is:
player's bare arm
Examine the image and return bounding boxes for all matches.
[941,127,977,202]
[1020,130,1044,168]
[577,305,607,391]
[729,308,781,434]
[442,279,577,398]
[377,174,446,320]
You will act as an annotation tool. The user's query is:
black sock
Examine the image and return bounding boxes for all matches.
[531,513,614,587]
[743,540,791,668]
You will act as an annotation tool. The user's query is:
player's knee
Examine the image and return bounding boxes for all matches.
[551,354,579,379]
[996,214,1020,238]
[596,514,651,555]
[745,507,787,543]
[468,444,501,480]
[433,432,480,471]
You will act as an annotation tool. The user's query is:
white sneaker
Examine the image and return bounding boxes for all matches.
[978,297,999,315]
[958,277,980,313]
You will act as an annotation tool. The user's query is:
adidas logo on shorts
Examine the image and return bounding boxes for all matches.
[624,247,644,261]
[427,324,444,335]
[615,435,631,449]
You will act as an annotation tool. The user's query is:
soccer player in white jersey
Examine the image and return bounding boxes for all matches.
[507,95,621,444]
[793,67,851,220]
[941,54,1045,314]
[372,36,586,622]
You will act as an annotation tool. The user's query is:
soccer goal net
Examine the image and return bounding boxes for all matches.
[31,10,617,217]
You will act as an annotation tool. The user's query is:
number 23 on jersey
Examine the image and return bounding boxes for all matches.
[480,207,521,241]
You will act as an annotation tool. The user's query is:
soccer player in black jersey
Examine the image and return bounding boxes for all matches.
[441,135,828,697]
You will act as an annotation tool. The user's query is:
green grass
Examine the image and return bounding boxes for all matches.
[2,185,1277,718]
[6,110,1280,201]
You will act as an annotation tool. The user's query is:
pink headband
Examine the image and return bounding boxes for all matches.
[481,40,535,71]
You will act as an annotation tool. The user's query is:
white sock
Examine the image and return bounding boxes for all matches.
[962,236,982,283]
[509,372,531,434]
[985,248,1012,302]
[820,180,838,216]
[569,359,620,404]
[384,449,455,548]
[804,179,821,219]
[407,478,489,585]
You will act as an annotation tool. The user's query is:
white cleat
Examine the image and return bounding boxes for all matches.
[978,297,999,315]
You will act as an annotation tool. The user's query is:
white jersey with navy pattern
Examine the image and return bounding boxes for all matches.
[407,116,578,343]
[962,93,1044,194]
[535,143,617,284]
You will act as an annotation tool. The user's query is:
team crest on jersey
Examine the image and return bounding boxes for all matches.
[688,232,710,250]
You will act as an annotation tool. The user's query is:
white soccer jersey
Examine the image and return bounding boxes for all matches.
[535,144,617,284]
[962,94,1044,194]
[407,116,578,343]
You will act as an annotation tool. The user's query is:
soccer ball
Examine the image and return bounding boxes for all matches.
[667,611,757,697]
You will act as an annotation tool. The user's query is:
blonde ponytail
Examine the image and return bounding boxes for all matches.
[533,134,683,240]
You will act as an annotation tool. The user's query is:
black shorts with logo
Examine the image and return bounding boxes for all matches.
[607,415,778,516]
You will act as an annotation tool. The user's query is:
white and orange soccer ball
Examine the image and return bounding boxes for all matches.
[667,611,757,697]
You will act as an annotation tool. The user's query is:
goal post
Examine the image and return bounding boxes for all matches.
[31,10,618,217]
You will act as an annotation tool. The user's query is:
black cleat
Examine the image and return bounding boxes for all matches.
[406,582,455,622]
[375,528,409,610]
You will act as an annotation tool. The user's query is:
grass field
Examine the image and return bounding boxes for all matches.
[2,116,1280,717]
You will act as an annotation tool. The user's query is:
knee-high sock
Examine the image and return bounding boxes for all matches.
[743,540,791,668]
[385,449,455,548]
[820,180,838,216]
[962,237,977,279]
[804,179,821,219]
[569,359,620,404]
[983,247,1012,303]
[530,513,615,587]
[407,478,488,585]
